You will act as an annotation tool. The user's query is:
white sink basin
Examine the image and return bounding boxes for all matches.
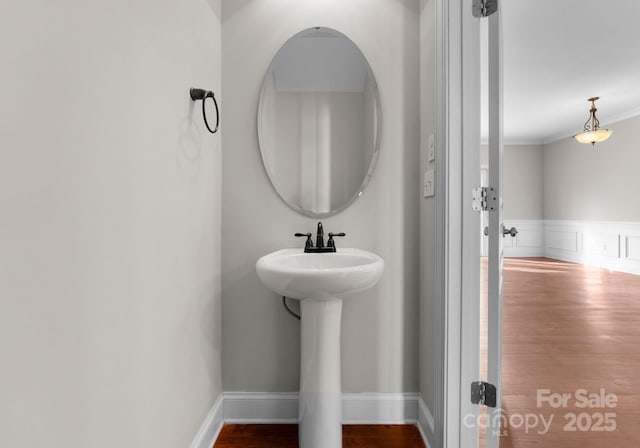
[256,248,384,300]
[256,247,384,448]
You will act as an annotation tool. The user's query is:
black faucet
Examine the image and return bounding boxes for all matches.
[316,222,324,248]
[295,222,346,253]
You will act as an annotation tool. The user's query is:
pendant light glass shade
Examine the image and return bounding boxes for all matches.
[574,128,612,145]
[573,97,612,146]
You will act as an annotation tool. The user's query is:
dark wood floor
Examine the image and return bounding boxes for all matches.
[214,424,425,448]
[494,258,640,448]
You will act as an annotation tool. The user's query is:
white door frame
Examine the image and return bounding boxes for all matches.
[485,6,505,447]
[433,0,482,446]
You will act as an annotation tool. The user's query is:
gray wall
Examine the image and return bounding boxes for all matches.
[544,115,640,221]
[481,145,544,220]
[419,0,437,416]
[0,1,222,447]
[504,145,544,220]
[481,115,640,223]
[221,0,420,393]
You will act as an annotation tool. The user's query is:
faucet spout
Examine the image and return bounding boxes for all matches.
[316,222,324,248]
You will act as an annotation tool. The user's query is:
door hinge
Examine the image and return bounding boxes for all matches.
[471,381,497,408]
[473,0,498,18]
[472,187,497,212]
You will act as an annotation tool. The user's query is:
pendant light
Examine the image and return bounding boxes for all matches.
[573,97,612,145]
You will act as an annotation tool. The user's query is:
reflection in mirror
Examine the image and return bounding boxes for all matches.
[258,27,381,218]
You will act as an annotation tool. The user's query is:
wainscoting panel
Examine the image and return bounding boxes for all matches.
[545,229,578,253]
[626,235,640,262]
[503,220,545,257]
[497,220,640,275]
[543,220,640,276]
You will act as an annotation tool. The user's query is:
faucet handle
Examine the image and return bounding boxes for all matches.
[327,232,346,249]
[295,232,313,249]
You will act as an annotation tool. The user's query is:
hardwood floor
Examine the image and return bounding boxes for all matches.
[214,424,425,448]
[493,258,640,447]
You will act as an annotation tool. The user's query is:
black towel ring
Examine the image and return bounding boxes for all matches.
[190,87,219,134]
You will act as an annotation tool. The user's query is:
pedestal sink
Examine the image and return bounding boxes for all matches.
[256,248,384,448]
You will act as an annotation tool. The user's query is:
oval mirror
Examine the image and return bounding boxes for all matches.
[257,27,381,218]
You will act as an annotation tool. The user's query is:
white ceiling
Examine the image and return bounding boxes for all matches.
[483,0,640,144]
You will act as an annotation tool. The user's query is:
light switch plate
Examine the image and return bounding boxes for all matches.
[423,169,435,197]
[427,133,435,163]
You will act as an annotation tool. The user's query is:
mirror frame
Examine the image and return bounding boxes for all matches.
[256,27,382,218]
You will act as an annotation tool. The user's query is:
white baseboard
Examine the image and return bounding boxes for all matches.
[190,394,224,448]
[224,392,299,423]
[417,396,435,448]
[223,392,419,425]
[342,393,418,424]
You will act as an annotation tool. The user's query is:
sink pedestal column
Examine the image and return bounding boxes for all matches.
[299,298,343,448]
